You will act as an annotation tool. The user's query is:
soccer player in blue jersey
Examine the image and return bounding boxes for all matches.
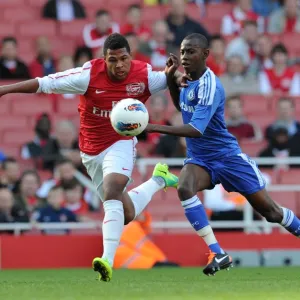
[146,33,300,276]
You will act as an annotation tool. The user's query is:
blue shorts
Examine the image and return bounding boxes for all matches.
[184,153,266,195]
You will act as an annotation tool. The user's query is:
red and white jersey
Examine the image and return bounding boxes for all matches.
[83,23,120,49]
[37,59,167,155]
[259,67,300,96]
[221,6,264,36]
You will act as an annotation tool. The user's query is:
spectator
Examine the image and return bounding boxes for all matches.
[121,4,151,41]
[37,158,76,198]
[0,158,20,193]
[74,46,93,68]
[42,120,81,171]
[139,20,175,69]
[225,20,259,66]
[124,32,150,63]
[220,55,260,97]
[83,10,119,51]
[33,185,77,234]
[259,127,291,169]
[14,170,45,214]
[21,113,52,162]
[206,34,226,76]
[265,97,300,141]
[155,112,186,161]
[248,34,273,76]
[165,0,210,47]
[0,37,30,80]
[226,95,262,141]
[0,186,29,225]
[62,178,89,218]
[221,0,264,36]
[43,0,86,21]
[29,36,56,78]
[268,0,300,33]
[259,43,300,96]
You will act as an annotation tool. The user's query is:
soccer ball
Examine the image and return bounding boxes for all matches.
[110,98,149,136]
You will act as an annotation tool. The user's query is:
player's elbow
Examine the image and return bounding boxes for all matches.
[187,126,202,138]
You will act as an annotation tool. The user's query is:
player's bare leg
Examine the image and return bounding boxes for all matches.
[245,188,300,236]
[177,164,232,276]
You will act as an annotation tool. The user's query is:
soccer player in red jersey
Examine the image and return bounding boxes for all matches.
[0,33,182,281]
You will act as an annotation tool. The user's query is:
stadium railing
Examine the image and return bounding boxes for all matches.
[1,157,300,235]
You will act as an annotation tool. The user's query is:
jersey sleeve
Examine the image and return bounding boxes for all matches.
[147,64,167,94]
[36,61,91,95]
[189,74,221,134]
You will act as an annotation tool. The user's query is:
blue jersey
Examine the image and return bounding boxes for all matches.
[180,68,241,161]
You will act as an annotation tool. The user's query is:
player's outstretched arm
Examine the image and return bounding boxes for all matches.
[0,79,39,97]
[146,123,201,138]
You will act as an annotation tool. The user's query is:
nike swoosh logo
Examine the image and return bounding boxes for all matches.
[215,255,228,264]
[96,90,105,94]
[103,219,117,224]
[122,167,130,171]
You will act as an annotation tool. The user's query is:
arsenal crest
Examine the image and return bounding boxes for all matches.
[126,82,145,96]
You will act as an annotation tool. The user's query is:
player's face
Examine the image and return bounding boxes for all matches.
[180,40,208,75]
[105,48,132,81]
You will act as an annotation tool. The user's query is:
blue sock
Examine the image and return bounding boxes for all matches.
[281,207,300,237]
[181,195,223,254]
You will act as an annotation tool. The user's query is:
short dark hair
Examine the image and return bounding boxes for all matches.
[49,184,62,194]
[74,46,93,63]
[20,170,41,186]
[96,9,109,18]
[127,4,141,12]
[2,36,17,46]
[271,43,288,57]
[243,20,258,28]
[226,94,242,105]
[55,157,74,168]
[183,33,209,48]
[103,33,131,56]
[62,178,83,191]
[278,97,294,107]
[2,157,17,170]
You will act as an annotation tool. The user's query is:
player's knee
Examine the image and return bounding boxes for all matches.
[124,211,135,225]
[177,183,195,201]
[103,184,124,201]
[262,206,283,223]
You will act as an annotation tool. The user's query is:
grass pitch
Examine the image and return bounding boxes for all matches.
[0,267,299,300]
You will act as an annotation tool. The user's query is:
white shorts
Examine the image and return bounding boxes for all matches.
[81,138,137,201]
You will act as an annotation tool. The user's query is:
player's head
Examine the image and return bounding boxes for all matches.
[103,33,131,81]
[180,33,209,76]
[95,10,111,33]
[1,36,18,60]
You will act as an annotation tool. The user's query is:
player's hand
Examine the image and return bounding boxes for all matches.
[145,123,155,133]
[179,72,192,88]
[165,53,179,77]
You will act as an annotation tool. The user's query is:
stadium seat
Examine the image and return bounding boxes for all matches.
[0,0,26,7]
[26,0,48,8]
[205,2,233,20]
[241,94,270,115]
[268,191,297,212]
[18,21,57,38]
[2,130,33,146]
[0,116,28,130]
[185,4,203,22]
[51,38,77,57]
[17,39,35,55]
[247,113,275,131]
[279,169,300,184]
[59,21,87,39]
[56,96,80,116]
[260,168,280,184]
[200,18,222,34]
[281,33,300,57]
[0,145,20,158]
[0,23,16,38]
[0,98,10,115]
[11,94,53,116]
[239,140,266,157]
[142,6,164,23]
[3,8,39,22]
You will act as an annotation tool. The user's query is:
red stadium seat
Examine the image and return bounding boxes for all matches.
[185,4,203,22]
[199,18,222,34]
[0,145,20,158]
[51,38,77,57]
[281,33,300,57]
[59,21,87,39]
[247,113,275,131]
[0,23,16,38]
[2,130,34,146]
[268,191,297,212]
[205,2,234,20]
[0,98,10,115]
[17,39,35,55]
[279,169,300,184]
[0,0,26,7]
[239,140,266,157]
[26,0,48,8]
[241,94,271,115]
[142,6,164,23]
[0,116,28,130]
[260,168,280,184]
[3,8,39,22]
[11,94,53,116]
[56,96,80,116]
[18,21,57,38]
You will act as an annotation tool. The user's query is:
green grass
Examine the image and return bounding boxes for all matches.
[0,267,299,300]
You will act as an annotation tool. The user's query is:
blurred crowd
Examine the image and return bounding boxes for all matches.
[1,0,300,228]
